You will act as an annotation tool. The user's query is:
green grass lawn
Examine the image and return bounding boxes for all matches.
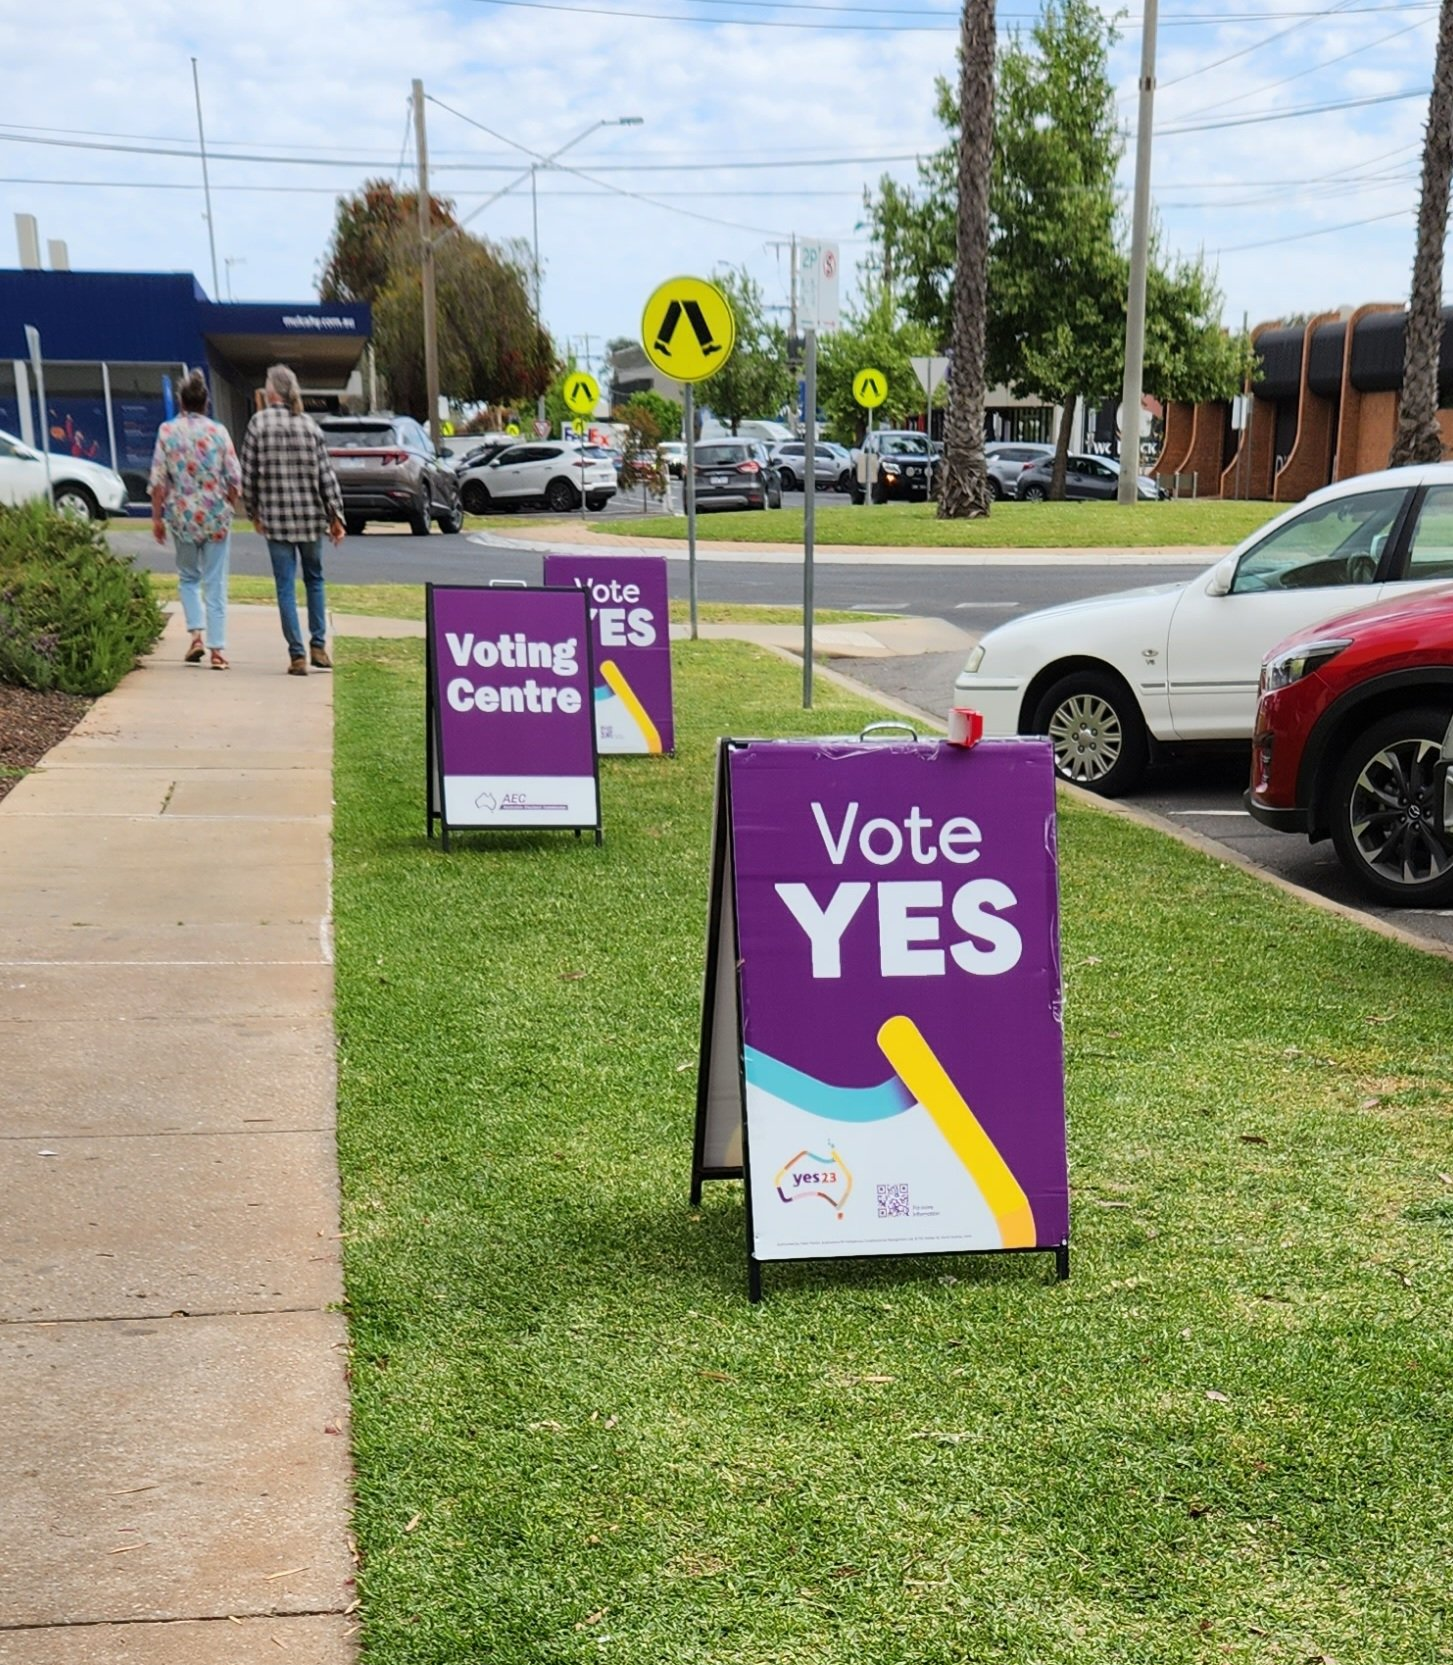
[334,639,1453,1664]
[624,499,1280,550]
[146,573,879,627]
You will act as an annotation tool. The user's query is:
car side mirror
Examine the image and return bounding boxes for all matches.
[1205,554,1238,597]
[1369,530,1389,562]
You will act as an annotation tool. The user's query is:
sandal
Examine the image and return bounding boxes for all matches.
[185,633,205,664]
[209,650,230,671]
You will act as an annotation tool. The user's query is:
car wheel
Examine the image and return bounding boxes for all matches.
[778,467,797,491]
[1032,671,1147,796]
[836,472,851,493]
[345,515,366,537]
[459,480,490,515]
[849,480,864,505]
[1328,707,1453,906]
[769,482,782,509]
[545,476,578,513]
[436,499,464,535]
[54,483,100,521]
[987,477,1004,501]
[408,497,431,536]
[871,477,888,505]
[1021,484,1048,502]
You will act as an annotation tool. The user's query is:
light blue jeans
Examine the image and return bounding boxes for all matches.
[266,538,327,659]
[175,535,230,650]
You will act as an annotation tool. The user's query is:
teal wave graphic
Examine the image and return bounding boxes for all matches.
[744,1047,914,1123]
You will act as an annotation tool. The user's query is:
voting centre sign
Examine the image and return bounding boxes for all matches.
[541,554,675,755]
[694,733,1069,1300]
[425,584,601,849]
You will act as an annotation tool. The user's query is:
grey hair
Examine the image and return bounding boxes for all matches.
[265,363,303,415]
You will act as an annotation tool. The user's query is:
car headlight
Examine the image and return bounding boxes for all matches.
[881,461,901,476]
[1261,637,1351,692]
[963,643,986,675]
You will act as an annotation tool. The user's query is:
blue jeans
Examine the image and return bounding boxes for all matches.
[175,535,230,650]
[266,538,327,659]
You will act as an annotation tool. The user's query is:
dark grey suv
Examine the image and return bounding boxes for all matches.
[317,415,463,537]
[692,440,782,511]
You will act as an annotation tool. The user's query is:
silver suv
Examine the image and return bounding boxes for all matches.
[985,441,1053,501]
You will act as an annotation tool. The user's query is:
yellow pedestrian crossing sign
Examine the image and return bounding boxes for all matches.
[563,372,600,416]
[506,422,520,436]
[641,276,736,384]
[853,368,887,409]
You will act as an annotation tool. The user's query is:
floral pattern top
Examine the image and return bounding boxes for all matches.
[149,413,242,544]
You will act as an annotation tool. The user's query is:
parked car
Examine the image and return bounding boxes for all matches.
[658,441,687,478]
[457,441,616,514]
[316,414,462,536]
[770,440,851,493]
[985,441,1054,501]
[850,431,938,504]
[1016,452,1162,502]
[0,427,128,521]
[692,439,781,512]
[1248,573,1453,906]
[450,437,516,474]
[953,464,1453,796]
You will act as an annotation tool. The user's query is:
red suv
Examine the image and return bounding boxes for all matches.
[1248,579,1453,906]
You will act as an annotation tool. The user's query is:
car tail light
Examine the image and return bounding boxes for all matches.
[1020,460,1036,470]
[385,450,409,465]
[736,460,761,474]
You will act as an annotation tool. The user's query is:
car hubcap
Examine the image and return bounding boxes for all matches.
[1348,738,1453,889]
[1047,694,1122,783]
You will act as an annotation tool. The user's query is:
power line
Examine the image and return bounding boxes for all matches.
[1159,84,1428,134]
[1155,0,1361,93]
[1170,12,1433,118]
[1216,203,1413,251]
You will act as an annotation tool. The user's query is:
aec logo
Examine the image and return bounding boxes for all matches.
[773,1148,853,1218]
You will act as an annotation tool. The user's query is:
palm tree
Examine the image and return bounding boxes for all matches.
[1390,0,1453,467]
[938,0,996,519]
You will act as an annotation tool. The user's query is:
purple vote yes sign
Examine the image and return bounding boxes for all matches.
[541,554,674,755]
[427,585,598,831]
[726,737,1068,1264]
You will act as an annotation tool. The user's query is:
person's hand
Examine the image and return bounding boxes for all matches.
[151,517,166,546]
[328,517,345,547]
[254,518,266,539]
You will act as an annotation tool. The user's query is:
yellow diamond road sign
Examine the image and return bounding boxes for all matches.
[641,276,736,384]
[506,422,520,436]
[563,372,600,416]
[853,367,887,409]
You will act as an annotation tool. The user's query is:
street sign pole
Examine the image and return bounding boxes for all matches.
[863,405,872,508]
[803,327,817,709]
[685,383,699,641]
[23,326,52,507]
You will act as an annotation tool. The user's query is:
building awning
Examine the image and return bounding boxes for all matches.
[197,301,370,386]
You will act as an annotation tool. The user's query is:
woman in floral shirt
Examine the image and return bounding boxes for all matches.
[149,371,242,669]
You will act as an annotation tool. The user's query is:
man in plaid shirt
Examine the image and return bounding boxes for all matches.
[241,363,345,676]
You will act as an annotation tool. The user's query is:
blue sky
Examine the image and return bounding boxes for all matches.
[0,0,1440,381]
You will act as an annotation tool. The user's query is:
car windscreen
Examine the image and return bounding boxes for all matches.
[320,425,398,449]
[880,435,930,456]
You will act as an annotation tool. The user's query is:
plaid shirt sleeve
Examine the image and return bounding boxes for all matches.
[240,418,260,522]
[314,428,344,525]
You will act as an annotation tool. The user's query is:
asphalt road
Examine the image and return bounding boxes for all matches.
[111,518,1453,951]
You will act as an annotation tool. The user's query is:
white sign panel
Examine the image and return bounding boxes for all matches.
[798,240,839,332]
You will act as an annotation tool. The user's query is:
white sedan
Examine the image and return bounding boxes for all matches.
[0,428,129,521]
[954,463,1453,794]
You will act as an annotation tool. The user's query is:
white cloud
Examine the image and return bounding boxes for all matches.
[0,0,1442,374]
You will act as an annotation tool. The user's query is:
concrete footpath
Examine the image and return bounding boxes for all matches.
[0,606,353,1663]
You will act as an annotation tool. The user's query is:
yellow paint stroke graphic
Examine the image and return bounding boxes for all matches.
[876,1014,1036,1248]
[599,659,662,753]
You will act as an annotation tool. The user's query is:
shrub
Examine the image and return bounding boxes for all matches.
[0,501,165,696]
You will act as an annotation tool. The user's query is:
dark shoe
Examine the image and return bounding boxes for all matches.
[309,645,332,670]
[288,656,308,676]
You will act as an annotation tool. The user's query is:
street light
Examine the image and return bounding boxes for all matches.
[530,117,644,420]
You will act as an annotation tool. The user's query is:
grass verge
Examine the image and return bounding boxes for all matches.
[335,638,1453,1664]
[625,499,1280,550]
[146,573,882,627]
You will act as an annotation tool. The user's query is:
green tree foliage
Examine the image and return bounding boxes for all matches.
[817,308,938,444]
[616,390,682,442]
[320,181,552,419]
[869,0,1243,493]
[698,269,793,434]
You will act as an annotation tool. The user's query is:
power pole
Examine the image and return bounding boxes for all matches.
[190,58,220,300]
[1116,0,1158,505]
[413,79,443,451]
[532,165,545,425]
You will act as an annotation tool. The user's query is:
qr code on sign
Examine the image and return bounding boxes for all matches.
[877,1183,910,1219]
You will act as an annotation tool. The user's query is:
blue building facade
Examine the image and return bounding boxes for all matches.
[1,269,370,501]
